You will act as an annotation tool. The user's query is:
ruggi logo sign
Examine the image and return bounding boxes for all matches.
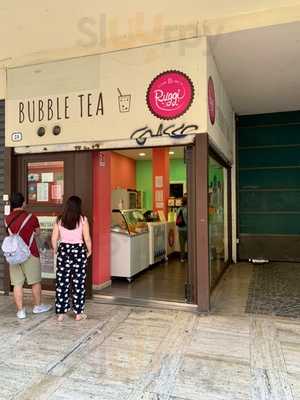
[146,70,194,120]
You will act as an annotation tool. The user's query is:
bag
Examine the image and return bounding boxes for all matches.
[176,208,186,228]
[2,213,34,265]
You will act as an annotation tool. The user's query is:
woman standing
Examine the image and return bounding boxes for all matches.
[51,196,92,321]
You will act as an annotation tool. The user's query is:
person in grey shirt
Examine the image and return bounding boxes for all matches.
[176,194,188,262]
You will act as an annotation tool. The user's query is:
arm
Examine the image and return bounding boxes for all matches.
[83,218,92,258]
[51,223,60,254]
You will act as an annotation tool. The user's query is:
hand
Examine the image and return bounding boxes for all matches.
[87,251,92,258]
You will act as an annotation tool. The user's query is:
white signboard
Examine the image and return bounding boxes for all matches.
[6,39,207,148]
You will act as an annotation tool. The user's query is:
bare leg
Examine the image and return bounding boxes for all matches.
[31,282,41,306]
[13,286,24,311]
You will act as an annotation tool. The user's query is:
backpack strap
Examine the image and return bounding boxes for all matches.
[17,213,35,251]
[17,213,33,235]
[28,230,35,249]
[5,211,25,234]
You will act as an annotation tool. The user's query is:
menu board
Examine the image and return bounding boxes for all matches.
[37,216,57,279]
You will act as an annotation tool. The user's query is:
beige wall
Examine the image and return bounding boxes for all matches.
[1,1,300,72]
[6,38,207,150]
[0,70,6,99]
[206,45,234,161]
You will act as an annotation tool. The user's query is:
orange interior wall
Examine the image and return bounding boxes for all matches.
[111,152,136,190]
[152,148,170,219]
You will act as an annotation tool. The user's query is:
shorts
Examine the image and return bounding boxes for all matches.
[9,255,42,287]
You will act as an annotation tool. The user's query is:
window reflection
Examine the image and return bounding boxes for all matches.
[208,158,228,288]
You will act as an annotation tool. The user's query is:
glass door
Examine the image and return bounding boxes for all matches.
[14,153,74,290]
[208,157,229,288]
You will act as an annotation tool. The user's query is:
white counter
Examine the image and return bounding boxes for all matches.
[111,231,149,282]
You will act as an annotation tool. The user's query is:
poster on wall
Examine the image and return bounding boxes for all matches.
[28,161,64,205]
[37,183,49,202]
[37,216,57,279]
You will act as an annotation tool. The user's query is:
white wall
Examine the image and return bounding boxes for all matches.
[206,45,234,162]
[0,1,300,72]
[6,38,208,148]
[0,70,6,100]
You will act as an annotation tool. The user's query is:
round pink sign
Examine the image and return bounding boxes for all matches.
[208,76,216,125]
[147,70,194,120]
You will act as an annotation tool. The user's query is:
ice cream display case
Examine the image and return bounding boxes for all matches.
[111,209,149,281]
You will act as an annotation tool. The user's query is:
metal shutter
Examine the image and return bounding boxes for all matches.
[238,111,300,261]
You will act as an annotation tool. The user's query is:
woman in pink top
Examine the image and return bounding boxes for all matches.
[51,196,92,322]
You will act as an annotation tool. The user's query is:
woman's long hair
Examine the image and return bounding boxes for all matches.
[59,196,82,230]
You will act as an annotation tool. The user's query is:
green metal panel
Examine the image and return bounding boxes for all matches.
[238,111,300,235]
[240,214,300,235]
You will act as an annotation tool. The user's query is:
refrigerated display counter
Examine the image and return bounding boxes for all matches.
[111,209,149,282]
[147,222,167,264]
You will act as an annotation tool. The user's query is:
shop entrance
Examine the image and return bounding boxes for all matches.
[8,134,229,312]
[10,151,93,295]
[92,146,192,304]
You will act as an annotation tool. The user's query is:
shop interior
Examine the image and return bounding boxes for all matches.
[94,146,189,303]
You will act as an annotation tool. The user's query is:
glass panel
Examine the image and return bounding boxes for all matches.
[111,210,129,234]
[36,216,57,279]
[27,161,64,205]
[208,157,228,288]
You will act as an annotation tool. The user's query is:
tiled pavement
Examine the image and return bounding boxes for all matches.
[0,262,299,399]
[246,262,300,318]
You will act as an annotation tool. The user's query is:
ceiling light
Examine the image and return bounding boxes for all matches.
[139,152,146,157]
[169,151,175,155]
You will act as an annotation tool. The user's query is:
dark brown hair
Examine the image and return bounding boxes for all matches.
[182,194,187,206]
[59,196,83,230]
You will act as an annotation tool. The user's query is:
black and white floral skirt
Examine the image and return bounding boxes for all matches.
[55,243,87,315]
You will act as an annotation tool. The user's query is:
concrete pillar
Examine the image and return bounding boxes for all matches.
[92,151,111,286]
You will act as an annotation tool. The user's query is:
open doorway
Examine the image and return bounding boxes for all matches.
[92,146,192,304]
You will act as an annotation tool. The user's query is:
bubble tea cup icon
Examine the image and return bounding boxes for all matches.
[118,88,131,113]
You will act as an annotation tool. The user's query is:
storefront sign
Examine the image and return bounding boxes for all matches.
[147,70,194,120]
[6,40,210,149]
[17,92,104,124]
[208,76,216,125]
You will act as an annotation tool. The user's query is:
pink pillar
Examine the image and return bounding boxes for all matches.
[152,148,170,219]
[92,151,111,286]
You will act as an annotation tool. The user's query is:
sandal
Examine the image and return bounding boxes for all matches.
[75,313,87,321]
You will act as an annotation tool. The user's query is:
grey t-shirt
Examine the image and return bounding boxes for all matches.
[177,206,187,231]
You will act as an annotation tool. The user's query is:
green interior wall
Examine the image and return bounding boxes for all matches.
[170,159,186,182]
[136,159,186,210]
[238,111,300,235]
[136,160,152,210]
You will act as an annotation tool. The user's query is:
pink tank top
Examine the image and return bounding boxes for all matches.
[58,217,85,244]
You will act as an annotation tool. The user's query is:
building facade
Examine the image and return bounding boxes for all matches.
[1,2,300,311]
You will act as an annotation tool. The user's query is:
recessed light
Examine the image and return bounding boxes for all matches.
[139,152,146,157]
[169,151,175,155]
